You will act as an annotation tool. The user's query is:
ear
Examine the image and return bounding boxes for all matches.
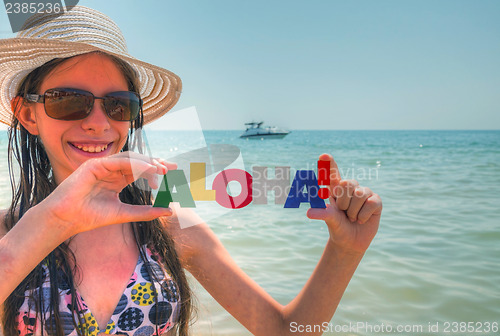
[11,96,39,135]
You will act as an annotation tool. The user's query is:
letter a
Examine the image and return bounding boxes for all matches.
[284,170,326,208]
[154,170,196,208]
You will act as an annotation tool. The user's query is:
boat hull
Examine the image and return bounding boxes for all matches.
[240,132,289,139]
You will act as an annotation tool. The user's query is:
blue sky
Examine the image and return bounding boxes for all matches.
[1,0,499,130]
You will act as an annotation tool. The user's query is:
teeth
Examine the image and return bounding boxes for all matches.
[75,144,108,153]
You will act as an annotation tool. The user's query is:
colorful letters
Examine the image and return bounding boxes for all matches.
[153,161,330,209]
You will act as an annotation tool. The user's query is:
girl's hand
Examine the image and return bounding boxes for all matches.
[39,151,174,236]
[307,153,382,254]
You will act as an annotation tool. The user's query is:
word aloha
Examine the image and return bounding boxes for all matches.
[153,161,331,209]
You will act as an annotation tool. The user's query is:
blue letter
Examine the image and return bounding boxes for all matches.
[284,170,326,208]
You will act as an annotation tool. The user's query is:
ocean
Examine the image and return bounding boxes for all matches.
[1,130,499,336]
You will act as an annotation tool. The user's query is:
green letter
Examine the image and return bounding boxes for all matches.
[154,170,196,208]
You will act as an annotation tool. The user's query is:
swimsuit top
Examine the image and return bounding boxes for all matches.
[16,246,181,336]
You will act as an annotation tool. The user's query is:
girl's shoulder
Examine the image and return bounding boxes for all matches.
[0,208,7,237]
[0,208,20,237]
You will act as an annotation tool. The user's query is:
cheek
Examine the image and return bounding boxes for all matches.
[34,113,65,148]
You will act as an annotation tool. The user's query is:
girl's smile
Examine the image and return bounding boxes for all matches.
[68,140,114,154]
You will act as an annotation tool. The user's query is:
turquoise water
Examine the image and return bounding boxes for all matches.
[1,130,499,335]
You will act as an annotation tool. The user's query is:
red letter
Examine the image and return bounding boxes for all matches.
[212,169,253,209]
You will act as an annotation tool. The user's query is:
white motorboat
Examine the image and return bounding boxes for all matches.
[239,121,290,139]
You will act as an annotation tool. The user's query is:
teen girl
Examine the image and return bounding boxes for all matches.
[0,6,382,336]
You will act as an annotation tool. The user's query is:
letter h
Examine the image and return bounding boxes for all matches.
[252,166,291,205]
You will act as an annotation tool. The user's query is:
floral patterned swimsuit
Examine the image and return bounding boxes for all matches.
[16,246,181,336]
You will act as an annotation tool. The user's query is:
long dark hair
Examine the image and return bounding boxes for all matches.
[1,51,194,336]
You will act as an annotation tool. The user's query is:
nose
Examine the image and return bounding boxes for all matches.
[80,98,111,133]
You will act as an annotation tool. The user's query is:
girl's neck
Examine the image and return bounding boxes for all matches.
[68,223,137,258]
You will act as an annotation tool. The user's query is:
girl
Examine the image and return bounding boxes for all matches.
[0,6,382,336]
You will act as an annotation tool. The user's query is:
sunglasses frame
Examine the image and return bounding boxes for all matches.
[24,87,143,122]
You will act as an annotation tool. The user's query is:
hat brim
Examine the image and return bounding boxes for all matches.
[0,38,182,126]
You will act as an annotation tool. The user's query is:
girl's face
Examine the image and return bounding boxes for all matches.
[27,53,131,184]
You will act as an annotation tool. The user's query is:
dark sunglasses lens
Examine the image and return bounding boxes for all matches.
[44,89,92,120]
[103,92,141,121]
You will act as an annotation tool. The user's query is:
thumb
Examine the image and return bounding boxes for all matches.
[116,204,172,224]
[318,153,341,191]
[307,208,330,221]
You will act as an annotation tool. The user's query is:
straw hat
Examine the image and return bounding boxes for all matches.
[0,6,182,126]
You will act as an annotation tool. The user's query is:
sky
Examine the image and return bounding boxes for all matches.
[1,0,499,130]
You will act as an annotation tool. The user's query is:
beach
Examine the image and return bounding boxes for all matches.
[1,130,499,335]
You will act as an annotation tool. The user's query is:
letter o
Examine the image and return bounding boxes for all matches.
[212,169,253,209]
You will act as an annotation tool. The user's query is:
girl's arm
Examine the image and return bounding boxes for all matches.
[169,154,382,336]
[0,153,172,305]
[174,222,366,336]
[0,206,74,305]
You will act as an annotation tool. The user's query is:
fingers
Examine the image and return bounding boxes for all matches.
[345,187,373,222]
[84,153,176,190]
[315,155,382,225]
[114,204,173,225]
[112,151,177,174]
[318,153,341,191]
[335,182,381,223]
[98,157,157,178]
[334,179,359,212]
[113,153,176,189]
[357,193,383,224]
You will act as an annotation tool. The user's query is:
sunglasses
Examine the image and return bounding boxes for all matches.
[24,88,142,121]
